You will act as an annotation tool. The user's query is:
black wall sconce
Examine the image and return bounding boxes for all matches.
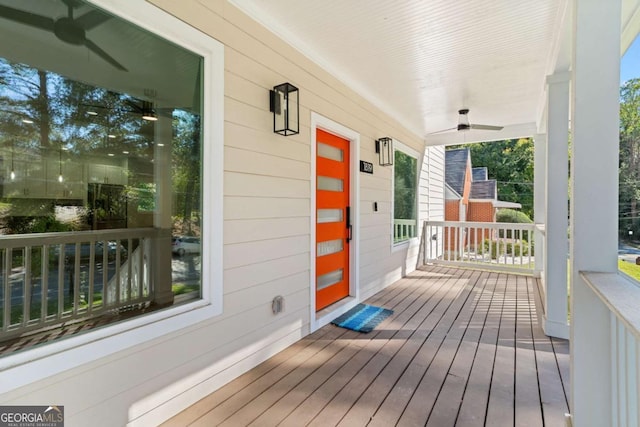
[269,83,299,136]
[375,137,393,166]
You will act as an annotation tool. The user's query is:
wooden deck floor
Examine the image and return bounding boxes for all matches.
[163,266,570,427]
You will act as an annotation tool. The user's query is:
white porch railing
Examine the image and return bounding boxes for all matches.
[577,272,640,427]
[0,228,155,339]
[422,220,537,275]
[394,219,417,242]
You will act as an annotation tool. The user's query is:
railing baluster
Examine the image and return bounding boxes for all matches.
[627,329,637,427]
[617,317,626,427]
[611,313,619,427]
[24,247,32,326]
[88,241,95,314]
[453,226,458,261]
[73,243,81,316]
[115,240,121,304]
[3,248,11,332]
[511,226,515,265]
[102,240,108,306]
[127,238,133,302]
[464,226,469,262]
[41,245,48,323]
[139,238,145,298]
[57,244,64,319]
[637,339,640,426]
[0,229,158,339]
[420,221,539,274]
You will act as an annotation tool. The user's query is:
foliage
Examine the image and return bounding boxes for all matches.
[483,239,529,259]
[2,292,103,326]
[394,150,417,220]
[172,283,200,296]
[618,259,640,282]
[5,214,71,234]
[496,208,533,224]
[619,78,640,238]
[172,112,202,234]
[448,138,534,218]
[0,56,202,235]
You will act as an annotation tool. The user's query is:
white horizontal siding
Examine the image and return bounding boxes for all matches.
[0,0,446,425]
[224,252,310,293]
[225,172,309,199]
[427,146,446,221]
[224,196,309,219]
[224,217,310,244]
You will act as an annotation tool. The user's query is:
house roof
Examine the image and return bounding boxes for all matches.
[444,148,470,196]
[493,200,522,209]
[470,180,497,199]
[472,167,488,182]
[445,183,462,200]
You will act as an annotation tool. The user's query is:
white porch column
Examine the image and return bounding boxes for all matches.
[533,133,546,277]
[544,73,570,340]
[151,116,174,306]
[570,0,620,425]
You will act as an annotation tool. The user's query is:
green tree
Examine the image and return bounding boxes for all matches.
[394,150,417,220]
[619,78,640,239]
[496,208,533,223]
[172,112,201,233]
[449,138,534,218]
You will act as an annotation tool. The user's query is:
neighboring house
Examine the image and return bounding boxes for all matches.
[445,148,521,224]
[444,148,522,253]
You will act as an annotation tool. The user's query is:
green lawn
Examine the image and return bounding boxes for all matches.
[618,259,640,282]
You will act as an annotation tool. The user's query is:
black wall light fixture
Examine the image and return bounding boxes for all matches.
[375,137,393,166]
[269,83,299,136]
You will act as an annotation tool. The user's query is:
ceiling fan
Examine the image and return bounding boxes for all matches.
[83,95,173,121]
[0,0,127,71]
[429,109,504,134]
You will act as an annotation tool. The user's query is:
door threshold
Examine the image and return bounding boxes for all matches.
[313,296,357,331]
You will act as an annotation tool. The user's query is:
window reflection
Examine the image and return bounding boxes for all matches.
[0,0,205,351]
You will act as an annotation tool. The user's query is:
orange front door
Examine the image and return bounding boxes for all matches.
[316,129,351,311]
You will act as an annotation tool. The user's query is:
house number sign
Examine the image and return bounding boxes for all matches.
[360,160,374,174]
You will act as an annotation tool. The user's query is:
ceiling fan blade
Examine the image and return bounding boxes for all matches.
[0,5,55,32]
[124,99,143,112]
[426,127,457,136]
[75,10,110,30]
[85,39,128,71]
[470,124,504,131]
[60,0,84,9]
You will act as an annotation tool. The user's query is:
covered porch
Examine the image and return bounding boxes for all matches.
[163,265,569,427]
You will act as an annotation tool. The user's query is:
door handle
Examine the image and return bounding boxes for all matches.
[346,206,352,243]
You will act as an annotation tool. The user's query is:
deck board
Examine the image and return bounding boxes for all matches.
[162,266,569,427]
[455,272,501,427]
[514,274,544,427]
[485,273,516,427]
[424,270,495,427]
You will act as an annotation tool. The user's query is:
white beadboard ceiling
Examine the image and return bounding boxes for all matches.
[229,0,640,145]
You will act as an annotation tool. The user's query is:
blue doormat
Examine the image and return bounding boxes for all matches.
[331,303,393,333]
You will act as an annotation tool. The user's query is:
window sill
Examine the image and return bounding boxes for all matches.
[0,296,221,393]
[392,237,419,252]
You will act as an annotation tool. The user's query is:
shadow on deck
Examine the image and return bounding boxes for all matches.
[163,265,569,427]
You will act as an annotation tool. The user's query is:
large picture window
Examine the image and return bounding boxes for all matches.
[0,0,206,355]
[393,144,418,244]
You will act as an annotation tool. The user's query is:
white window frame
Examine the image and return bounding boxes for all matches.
[0,0,224,392]
[391,140,420,251]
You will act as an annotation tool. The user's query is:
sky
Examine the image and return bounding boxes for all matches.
[621,35,640,83]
